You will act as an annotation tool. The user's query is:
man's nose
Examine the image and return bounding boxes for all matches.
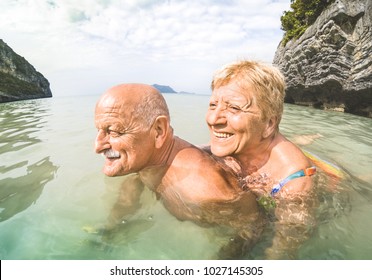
[95,130,110,153]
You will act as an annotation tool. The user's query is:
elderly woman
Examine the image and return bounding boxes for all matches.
[205,60,318,259]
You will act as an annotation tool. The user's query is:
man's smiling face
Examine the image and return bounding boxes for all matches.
[94,92,156,177]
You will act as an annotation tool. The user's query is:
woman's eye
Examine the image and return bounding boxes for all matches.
[228,104,241,113]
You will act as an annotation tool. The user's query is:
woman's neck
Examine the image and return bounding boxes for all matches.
[235,133,278,176]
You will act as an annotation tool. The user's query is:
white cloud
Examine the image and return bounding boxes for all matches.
[0,0,289,96]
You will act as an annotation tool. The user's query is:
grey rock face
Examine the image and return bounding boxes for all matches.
[273,0,372,118]
[0,39,52,103]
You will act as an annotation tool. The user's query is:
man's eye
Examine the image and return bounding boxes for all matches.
[108,130,123,137]
[209,102,217,109]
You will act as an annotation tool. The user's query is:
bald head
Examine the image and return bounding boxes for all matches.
[96,83,170,128]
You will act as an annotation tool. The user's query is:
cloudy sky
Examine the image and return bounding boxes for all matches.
[1,0,290,96]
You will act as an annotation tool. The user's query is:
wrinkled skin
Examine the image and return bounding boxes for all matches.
[206,81,317,259]
[206,82,313,194]
[94,84,265,259]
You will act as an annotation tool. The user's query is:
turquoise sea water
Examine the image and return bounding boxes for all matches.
[0,94,371,260]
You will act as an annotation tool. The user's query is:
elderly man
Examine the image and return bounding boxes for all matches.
[94,83,263,259]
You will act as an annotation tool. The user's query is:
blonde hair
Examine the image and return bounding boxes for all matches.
[211,60,286,123]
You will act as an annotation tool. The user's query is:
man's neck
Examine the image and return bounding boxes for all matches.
[138,135,176,191]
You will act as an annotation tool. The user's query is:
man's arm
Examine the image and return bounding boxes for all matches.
[105,174,145,231]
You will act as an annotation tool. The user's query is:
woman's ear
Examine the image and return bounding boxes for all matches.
[262,116,278,139]
[152,116,169,148]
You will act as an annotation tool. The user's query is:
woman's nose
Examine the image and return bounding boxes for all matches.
[206,106,227,126]
[95,130,110,153]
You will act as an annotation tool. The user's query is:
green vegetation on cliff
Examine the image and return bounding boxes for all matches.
[0,72,42,95]
[0,39,52,102]
[281,0,335,45]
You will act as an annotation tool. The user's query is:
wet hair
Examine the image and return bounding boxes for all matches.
[211,60,286,123]
[134,89,170,128]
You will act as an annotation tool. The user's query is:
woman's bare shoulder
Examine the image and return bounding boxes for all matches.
[270,135,315,195]
[272,135,312,173]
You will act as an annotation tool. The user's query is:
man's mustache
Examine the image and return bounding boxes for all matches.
[102,149,120,158]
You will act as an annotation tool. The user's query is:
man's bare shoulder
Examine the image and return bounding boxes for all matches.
[168,146,242,200]
[172,138,209,161]
[175,146,236,174]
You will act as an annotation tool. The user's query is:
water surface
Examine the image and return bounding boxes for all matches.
[0,94,371,259]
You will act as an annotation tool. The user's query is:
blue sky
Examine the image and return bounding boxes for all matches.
[0,0,290,96]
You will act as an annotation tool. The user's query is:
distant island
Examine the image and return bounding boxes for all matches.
[152,84,177,93]
[178,91,196,95]
[152,84,197,95]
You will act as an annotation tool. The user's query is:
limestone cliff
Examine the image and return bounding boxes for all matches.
[273,0,372,118]
[0,39,52,103]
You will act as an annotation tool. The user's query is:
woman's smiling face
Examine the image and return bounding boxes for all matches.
[206,82,268,158]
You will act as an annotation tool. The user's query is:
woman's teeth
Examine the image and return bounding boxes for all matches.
[213,131,233,138]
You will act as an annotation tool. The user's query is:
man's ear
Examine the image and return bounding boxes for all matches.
[262,116,278,139]
[152,116,169,148]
